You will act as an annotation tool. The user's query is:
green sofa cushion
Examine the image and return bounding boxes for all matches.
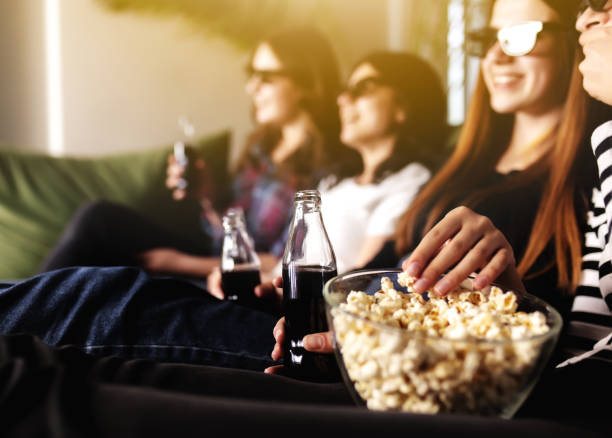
[0,131,229,279]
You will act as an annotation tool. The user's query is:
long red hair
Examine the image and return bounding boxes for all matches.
[394,53,597,293]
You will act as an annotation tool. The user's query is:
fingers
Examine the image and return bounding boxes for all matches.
[402,207,516,296]
[303,331,333,354]
[403,207,467,278]
[272,276,283,288]
[254,277,282,300]
[579,26,612,46]
[405,207,477,292]
[493,263,526,293]
[206,267,225,300]
[471,246,515,290]
[166,153,188,199]
[432,230,512,295]
[271,340,283,361]
[264,365,285,375]
[254,283,275,299]
[271,317,285,361]
[171,189,187,201]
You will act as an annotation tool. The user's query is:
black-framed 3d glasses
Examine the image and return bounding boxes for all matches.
[466,20,568,58]
[340,77,390,100]
[244,65,292,83]
[580,0,609,13]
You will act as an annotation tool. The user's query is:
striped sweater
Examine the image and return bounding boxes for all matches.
[558,120,612,367]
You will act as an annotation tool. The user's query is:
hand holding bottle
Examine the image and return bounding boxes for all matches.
[166,116,214,201]
[207,268,283,301]
[220,208,262,305]
[265,315,333,375]
[280,190,340,380]
[166,147,212,201]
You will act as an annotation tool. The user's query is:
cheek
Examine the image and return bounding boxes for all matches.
[257,86,298,116]
[274,85,302,113]
[480,60,495,92]
[522,57,565,98]
[361,101,396,134]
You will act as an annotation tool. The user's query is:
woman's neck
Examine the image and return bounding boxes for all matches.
[354,135,396,185]
[271,112,318,165]
[495,107,564,174]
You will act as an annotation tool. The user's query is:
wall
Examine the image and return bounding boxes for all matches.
[0,0,448,162]
[61,0,254,160]
[0,1,47,152]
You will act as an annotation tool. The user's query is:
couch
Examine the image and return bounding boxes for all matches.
[0,131,229,279]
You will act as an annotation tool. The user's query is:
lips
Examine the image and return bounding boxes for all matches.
[489,73,524,90]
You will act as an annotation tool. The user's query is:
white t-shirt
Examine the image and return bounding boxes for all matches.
[319,162,431,274]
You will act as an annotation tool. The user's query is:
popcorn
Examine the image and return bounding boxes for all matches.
[332,275,551,415]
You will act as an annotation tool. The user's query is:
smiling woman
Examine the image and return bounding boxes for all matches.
[363,0,603,311]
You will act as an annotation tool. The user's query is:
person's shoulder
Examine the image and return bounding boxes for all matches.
[317,174,340,193]
[381,162,431,186]
[592,120,612,150]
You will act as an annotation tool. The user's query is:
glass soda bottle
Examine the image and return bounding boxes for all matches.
[282,190,339,381]
[221,208,262,305]
[173,115,195,190]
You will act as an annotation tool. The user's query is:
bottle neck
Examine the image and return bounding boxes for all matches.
[283,190,335,268]
[293,189,321,215]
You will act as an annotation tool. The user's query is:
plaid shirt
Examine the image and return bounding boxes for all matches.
[204,140,317,257]
[231,157,296,257]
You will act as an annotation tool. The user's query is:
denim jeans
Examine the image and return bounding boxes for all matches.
[0,266,278,370]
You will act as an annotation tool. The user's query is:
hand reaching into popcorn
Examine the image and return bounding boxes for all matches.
[402,206,525,297]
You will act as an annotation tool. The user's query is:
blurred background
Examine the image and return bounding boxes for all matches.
[0,0,489,165]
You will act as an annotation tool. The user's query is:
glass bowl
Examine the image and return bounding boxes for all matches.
[323,269,562,418]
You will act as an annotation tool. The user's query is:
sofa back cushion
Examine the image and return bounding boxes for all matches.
[0,131,229,279]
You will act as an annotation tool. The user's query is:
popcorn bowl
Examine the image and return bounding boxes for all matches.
[323,269,562,418]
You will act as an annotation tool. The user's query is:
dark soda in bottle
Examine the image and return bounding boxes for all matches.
[221,208,261,306]
[282,190,340,381]
[221,268,261,303]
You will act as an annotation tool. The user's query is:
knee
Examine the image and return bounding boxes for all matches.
[66,200,121,238]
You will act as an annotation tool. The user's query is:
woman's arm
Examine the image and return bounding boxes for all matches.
[354,235,389,270]
[591,121,612,268]
[139,248,220,278]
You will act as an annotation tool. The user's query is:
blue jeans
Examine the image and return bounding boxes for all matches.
[0,266,278,370]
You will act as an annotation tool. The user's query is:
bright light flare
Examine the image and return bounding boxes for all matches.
[45,0,64,155]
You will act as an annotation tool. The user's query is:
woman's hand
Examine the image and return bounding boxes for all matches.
[166,152,212,201]
[579,26,612,106]
[207,269,283,302]
[402,206,523,296]
[254,276,283,301]
[264,316,333,375]
[206,266,225,300]
[139,249,219,278]
[139,248,185,273]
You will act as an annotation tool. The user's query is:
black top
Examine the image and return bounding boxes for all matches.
[363,170,590,318]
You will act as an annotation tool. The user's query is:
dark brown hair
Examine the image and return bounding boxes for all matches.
[239,27,358,179]
[353,51,449,180]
